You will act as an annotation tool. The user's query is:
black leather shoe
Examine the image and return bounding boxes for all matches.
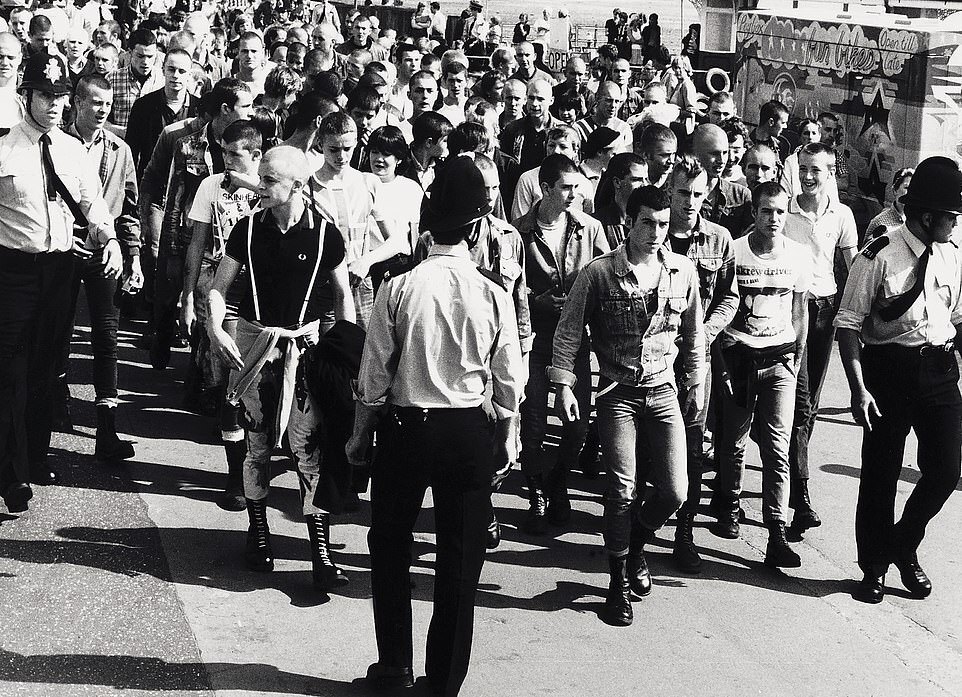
[365,662,415,689]
[895,556,932,598]
[853,572,885,604]
[3,483,32,513]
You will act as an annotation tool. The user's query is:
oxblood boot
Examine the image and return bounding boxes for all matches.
[245,498,274,572]
[764,521,802,568]
[523,475,547,534]
[627,517,653,597]
[789,478,821,537]
[94,405,136,462]
[602,554,633,626]
[306,512,349,591]
[218,439,247,512]
[672,504,703,573]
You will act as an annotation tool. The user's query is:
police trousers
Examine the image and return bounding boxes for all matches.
[856,345,962,574]
[368,406,494,697]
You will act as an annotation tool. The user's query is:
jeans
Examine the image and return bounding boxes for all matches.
[369,407,493,697]
[153,250,183,346]
[520,332,590,480]
[0,249,75,489]
[789,295,836,481]
[597,381,686,555]
[58,255,121,405]
[715,348,796,524]
[856,346,962,574]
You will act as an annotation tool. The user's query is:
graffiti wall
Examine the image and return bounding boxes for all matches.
[735,12,962,211]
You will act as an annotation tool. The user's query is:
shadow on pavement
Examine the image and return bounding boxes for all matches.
[820,462,962,492]
[0,648,369,695]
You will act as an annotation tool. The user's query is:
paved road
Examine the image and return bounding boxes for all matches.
[1,311,960,697]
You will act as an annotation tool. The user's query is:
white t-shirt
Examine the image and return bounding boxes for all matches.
[539,215,566,259]
[724,235,813,349]
[374,175,424,254]
[188,173,260,262]
[436,101,466,127]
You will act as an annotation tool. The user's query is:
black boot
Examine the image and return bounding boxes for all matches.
[218,439,247,511]
[486,509,501,550]
[789,478,821,536]
[306,512,349,591]
[672,504,703,573]
[602,554,633,626]
[245,498,274,572]
[545,467,571,525]
[94,405,136,463]
[579,423,602,479]
[764,521,802,568]
[627,517,653,597]
[522,475,547,534]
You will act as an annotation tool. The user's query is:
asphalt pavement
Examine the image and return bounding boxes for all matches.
[1,309,960,697]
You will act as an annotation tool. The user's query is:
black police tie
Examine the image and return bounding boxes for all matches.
[39,132,88,228]
[879,245,930,322]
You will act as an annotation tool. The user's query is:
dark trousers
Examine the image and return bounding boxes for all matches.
[856,346,962,574]
[0,249,75,490]
[56,255,121,403]
[789,295,836,481]
[369,407,494,697]
[153,250,183,346]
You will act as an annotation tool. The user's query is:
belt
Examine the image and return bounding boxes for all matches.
[865,342,955,357]
[0,246,69,263]
[392,405,483,422]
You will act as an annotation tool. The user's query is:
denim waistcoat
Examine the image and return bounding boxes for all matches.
[548,244,706,389]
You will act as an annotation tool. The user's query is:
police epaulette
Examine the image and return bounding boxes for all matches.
[477,265,506,290]
[861,235,890,259]
[0,128,9,138]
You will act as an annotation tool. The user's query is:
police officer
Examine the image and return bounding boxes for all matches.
[835,156,962,604]
[347,156,523,695]
[0,53,121,513]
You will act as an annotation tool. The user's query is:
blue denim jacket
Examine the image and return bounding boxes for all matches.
[548,244,706,389]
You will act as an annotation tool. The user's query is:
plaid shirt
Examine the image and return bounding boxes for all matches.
[107,65,164,129]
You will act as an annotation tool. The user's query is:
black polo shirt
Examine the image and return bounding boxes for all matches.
[225,205,345,327]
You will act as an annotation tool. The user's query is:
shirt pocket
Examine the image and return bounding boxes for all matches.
[599,295,634,336]
[880,269,912,300]
[695,256,722,300]
[0,160,31,207]
[662,295,689,332]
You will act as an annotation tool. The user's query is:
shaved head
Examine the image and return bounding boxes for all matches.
[262,145,311,182]
[693,123,728,152]
[0,31,22,53]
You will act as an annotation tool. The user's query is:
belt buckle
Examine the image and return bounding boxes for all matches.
[919,343,951,357]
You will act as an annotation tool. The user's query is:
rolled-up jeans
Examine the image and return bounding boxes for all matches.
[597,381,687,556]
[520,332,590,480]
[715,347,796,524]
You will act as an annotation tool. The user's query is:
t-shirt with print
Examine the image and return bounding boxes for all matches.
[188,173,260,262]
[723,234,812,349]
[225,205,346,327]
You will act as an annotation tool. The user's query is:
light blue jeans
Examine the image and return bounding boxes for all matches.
[715,349,796,524]
[597,381,687,556]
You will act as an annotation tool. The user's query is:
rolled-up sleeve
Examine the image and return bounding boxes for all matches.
[79,164,116,245]
[548,264,595,387]
[834,253,879,333]
[490,290,524,419]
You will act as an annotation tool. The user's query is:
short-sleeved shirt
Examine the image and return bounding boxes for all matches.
[188,173,260,262]
[783,195,857,297]
[723,234,812,349]
[225,205,346,327]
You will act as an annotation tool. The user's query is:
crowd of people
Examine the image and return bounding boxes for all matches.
[1,0,960,695]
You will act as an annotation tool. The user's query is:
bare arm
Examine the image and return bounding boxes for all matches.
[327,261,357,324]
[181,221,211,332]
[837,327,881,430]
[792,290,809,370]
[207,255,244,370]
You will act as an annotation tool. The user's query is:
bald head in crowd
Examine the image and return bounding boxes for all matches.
[260,145,312,198]
[0,32,23,90]
[692,124,730,181]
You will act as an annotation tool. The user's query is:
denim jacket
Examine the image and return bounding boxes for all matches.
[548,245,706,389]
[513,203,610,338]
[673,216,738,345]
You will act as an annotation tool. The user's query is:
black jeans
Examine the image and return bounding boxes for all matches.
[789,294,836,481]
[0,248,75,489]
[56,255,121,404]
[369,407,493,697]
[153,250,183,347]
[856,345,962,574]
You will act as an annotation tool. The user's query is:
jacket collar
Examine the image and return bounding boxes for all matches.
[612,243,683,278]
[516,201,585,237]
